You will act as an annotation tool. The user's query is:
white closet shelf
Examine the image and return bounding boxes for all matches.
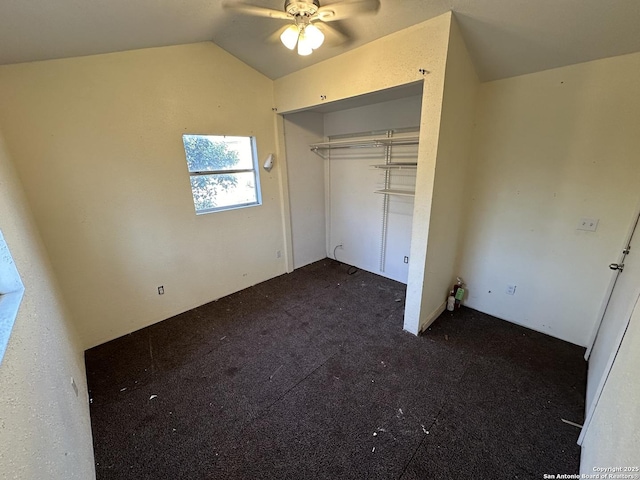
[374,189,416,197]
[309,135,419,158]
[372,163,417,170]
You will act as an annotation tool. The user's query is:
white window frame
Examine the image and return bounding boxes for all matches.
[183,134,262,215]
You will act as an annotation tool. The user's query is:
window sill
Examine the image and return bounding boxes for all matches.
[195,201,262,215]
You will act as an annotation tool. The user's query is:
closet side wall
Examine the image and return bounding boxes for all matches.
[282,112,326,269]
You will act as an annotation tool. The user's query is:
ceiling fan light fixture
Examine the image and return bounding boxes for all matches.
[225,0,380,57]
[305,23,324,49]
[297,33,313,56]
[280,24,300,50]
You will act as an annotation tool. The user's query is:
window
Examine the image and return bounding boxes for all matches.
[0,230,25,366]
[182,134,262,214]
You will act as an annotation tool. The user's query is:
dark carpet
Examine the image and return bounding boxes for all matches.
[85,259,586,479]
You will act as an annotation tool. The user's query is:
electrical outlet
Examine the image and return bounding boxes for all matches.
[403,256,409,264]
[276,250,282,259]
[577,217,599,232]
[158,286,164,295]
[506,284,516,295]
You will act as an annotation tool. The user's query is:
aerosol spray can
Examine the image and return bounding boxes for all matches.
[453,277,465,309]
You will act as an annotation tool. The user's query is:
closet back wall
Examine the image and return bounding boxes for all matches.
[324,96,423,283]
[284,95,422,281]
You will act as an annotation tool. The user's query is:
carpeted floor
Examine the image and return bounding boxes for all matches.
[85,259,586,479]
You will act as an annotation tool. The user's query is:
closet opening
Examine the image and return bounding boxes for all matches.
[281,82,424,286]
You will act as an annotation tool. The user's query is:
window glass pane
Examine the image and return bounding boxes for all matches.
[183,135,254,172]
[190,172,258,212]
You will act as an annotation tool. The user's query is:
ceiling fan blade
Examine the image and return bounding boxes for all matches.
[222,2,292,20]
[316,0,380,22]
[267,25,293,44]
[316,22,349,46]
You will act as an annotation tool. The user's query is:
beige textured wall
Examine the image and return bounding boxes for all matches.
[0,134,95,478]
[458,52,640,346]
[0,42,285,348]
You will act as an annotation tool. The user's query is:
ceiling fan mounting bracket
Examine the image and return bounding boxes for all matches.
[284,0,320,18]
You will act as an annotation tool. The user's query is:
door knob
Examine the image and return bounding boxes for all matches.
[609,263,624,272]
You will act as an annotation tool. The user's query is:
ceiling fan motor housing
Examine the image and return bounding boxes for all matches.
[284,0,320,17]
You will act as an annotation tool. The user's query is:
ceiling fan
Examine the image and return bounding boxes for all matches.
[223,0,380,56]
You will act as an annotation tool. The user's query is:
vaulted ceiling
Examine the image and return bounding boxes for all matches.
[1,0,639,81]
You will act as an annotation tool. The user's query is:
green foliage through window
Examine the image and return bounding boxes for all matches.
[182,135,261,214]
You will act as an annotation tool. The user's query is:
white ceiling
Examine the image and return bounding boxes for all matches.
[0,0,639,81]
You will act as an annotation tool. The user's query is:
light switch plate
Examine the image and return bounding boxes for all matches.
[578,218,599,232]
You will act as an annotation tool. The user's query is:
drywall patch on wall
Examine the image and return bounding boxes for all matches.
[458,51,640,346]
[0,230,25,363]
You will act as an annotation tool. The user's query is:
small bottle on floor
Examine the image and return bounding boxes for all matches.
[447,291,455,311]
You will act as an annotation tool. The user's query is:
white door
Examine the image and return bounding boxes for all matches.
[583,212,640,420]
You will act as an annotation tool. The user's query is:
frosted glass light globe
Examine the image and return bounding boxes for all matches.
[280,24,299,50]
[305,24,324,50]
[297,34,313,56]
